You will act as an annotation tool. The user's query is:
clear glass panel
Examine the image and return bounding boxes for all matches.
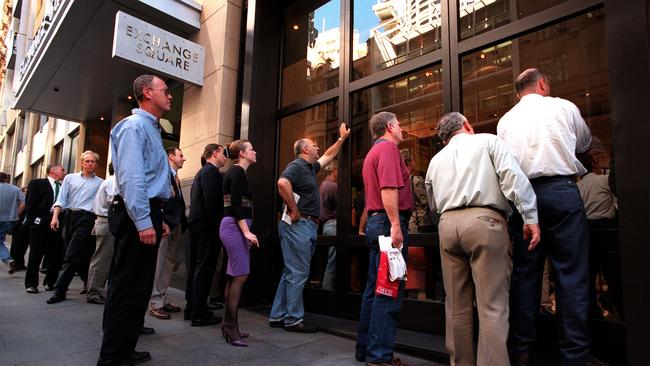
[462,10,620,320]
[348,65,443,297]
[458,0,568,40]
[278,101,340,292]
[353,0,442,80]
[282,1,341,107]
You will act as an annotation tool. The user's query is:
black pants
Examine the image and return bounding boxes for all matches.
[98,197,162,366]
[9,223,29,267]
[185,221,221,318]
[53,210,96,296]
[25,222,63,288]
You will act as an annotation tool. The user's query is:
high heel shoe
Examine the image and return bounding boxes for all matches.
[222,322,249,339]
[222,324,248,347]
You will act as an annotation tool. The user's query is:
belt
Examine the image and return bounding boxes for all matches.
[67,208,94,215]
[368,209,411,218]
[447,205,506,218]
[300,214,319,224]
[529,175,576,185]
[113,195,164,209]
[96,215,108,218]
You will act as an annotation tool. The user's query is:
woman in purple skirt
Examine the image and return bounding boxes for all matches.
[219,139,258,347]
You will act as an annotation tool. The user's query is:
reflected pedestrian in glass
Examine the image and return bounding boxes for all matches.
[219,139,259,347]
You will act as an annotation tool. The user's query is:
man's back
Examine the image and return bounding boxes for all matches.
[188,164,223,227]
[24,178,53,221]
[497,93,592,179]
[0,183,24,221]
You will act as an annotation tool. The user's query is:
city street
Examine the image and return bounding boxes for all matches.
[0,266,439,366]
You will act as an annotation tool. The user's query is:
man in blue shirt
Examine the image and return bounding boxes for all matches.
[46,151,103,304]
[98,74,172,366]
[0,172,25,274]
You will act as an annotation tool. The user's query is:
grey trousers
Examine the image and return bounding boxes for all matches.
[87,217,115,299]
[439,207,512,366]
[150,225,182,309]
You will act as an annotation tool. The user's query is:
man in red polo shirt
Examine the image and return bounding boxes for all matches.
[356,111,413,366]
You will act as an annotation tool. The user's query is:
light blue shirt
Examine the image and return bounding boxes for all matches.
[0,183,25,221]
[111,108,171,231]
[53,172,103,212]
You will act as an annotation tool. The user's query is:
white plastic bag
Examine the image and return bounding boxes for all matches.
[379,235,407,282]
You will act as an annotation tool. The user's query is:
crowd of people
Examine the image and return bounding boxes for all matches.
[0,68,616,366]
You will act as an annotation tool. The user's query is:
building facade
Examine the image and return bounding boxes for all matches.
[0,0,649,364]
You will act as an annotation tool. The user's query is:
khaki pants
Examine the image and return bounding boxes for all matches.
[150,225,182,309]
[87,217,114,299]
[439,207,512,366]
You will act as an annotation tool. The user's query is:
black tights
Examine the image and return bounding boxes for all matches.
[224,274,248,337]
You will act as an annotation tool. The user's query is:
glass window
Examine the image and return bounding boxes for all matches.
[32,158,44,179]
[37,115,48,131]
[462,10,619,320]
[350,64,444,237]
[461,10,610,165]
[353,0,442,80]
[458,0,568,40]
[281,1,341,107]
[278,101,340,292]
[53,142,63,165]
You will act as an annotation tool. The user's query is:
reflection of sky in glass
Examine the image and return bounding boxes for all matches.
[354,0,381,41]
[314,1,340,32]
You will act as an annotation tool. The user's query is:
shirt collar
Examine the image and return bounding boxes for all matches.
[519,93,544,102]
[132,108,159,127]
[47,176,56,185]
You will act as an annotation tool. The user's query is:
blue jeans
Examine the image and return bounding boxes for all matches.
[270,218,317,326]
[321,219,336,291]
[356,213,408,363]
[509,177,591,365]
[0,221,14,264]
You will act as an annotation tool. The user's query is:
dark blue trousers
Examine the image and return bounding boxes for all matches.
[509,176,591,365]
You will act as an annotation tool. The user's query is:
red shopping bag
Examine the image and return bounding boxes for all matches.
[375,248,400,298]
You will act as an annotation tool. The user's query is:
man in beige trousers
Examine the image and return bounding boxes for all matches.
[425,112,540,366]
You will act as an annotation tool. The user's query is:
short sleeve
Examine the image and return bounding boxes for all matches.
[280,162,301,185]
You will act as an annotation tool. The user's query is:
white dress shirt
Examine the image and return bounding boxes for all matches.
[93,176,116,217]
[497,93,592,179]
[425,133,538,225]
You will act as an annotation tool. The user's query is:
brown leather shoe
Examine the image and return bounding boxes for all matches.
[162,302,181,313]
[510,352,531,366]
[585,357,609,366]
[149,307,171,319]
[366,358,407,366]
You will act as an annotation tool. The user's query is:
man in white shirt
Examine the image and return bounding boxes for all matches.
[86,163,117,304]
[47,151,103,304]
[498,68,605,366]
[426,112,540,366]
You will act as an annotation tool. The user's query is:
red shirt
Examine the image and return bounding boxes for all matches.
[362,139,413,212]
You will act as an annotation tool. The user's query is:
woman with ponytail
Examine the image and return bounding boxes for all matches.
[219,139,258,346]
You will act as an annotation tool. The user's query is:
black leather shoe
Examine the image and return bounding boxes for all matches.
[44,284,55,291]
[191,316,222,326]
[585,357,609,366]
[87,296,106,304]
[269,320,285,328]
[79,285,88,295]
[46,294,65,304]
[284,321,318,333]
[26,287,39,294]
[128,350,151,364]
[355,347,366,362]
[206,300,224,310]
[139,326,155,335]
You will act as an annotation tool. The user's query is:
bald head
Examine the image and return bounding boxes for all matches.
[515,68,550,97]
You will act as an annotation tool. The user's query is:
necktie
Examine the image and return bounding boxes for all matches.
[54,181,60,202]
[175,175,182,200]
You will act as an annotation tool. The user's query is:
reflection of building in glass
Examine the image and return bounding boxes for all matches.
[462,10,611,166]
[354,0,442,79]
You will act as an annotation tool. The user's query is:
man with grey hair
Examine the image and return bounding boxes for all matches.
[356,111,413,365]
[269,123,349,332]
[47,151,103,304]
[497,68,602,366]
[425,112,540,366]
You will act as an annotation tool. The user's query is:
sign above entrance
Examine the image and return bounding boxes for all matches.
[112,11,205,86]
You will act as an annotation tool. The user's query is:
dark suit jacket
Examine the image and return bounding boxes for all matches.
[24,178,55,226]
[188,163,223,230]
[163,173,187,231]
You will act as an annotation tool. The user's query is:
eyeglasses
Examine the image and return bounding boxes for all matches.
[147,87,171,96]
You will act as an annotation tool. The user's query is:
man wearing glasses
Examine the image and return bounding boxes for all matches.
[269,124,350,332]
[98,75,172,366]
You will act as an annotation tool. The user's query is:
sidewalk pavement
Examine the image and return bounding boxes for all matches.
[0,266,440,366]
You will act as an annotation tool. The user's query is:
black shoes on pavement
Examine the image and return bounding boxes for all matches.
[284,321,318,333]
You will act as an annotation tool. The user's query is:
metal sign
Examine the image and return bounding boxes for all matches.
[112,11,205,86]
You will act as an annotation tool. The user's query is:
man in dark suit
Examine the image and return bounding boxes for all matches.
[24,164,65,293]
[184,143,227,326]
